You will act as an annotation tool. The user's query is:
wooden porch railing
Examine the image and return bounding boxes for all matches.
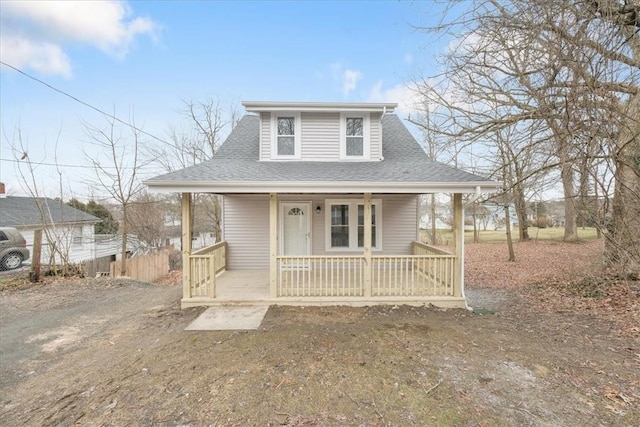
[275,242,456,298]
[276,256,365,297]
[188,241,227,298]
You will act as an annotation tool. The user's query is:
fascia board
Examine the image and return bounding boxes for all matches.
[144,180,501,194]
[242,101,398,113]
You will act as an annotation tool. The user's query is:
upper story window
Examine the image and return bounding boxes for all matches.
[340,113,370,160]
[272,113,301,159]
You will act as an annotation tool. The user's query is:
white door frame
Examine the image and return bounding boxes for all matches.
[279,201,312,257]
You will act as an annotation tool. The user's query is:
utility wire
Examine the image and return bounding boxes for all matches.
[0,61,171,146]
[0,157,152,170]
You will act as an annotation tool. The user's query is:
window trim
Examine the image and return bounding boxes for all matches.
[271,112,301,159]
[339,112,370,160]
[325,198,382,251]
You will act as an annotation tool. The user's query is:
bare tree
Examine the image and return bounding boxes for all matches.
[5,126,80,273]
[84,112,147,275]
[416,0,639,272]
[146,98,239,244]
[126,190,166,248]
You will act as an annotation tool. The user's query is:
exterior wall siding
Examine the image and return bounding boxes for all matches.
[259,112,271,160]
[223,194,418,269]
[259,111,384,162]
[370,112,382,160]
[300,112,340,160]
[223,195,270,270]
[16,224,126,264]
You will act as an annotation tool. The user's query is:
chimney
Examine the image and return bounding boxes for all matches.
[0,182,5,198]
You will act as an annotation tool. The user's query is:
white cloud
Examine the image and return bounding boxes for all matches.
[0,0,158,76]
[1,36,72,77]
[367,80,421,118]
[342,69,362,97]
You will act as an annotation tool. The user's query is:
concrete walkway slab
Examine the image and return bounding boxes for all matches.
[185,306,269,331]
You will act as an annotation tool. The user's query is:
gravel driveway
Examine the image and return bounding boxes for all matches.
[0,278,182,389]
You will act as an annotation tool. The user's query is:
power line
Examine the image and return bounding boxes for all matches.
[0,61,171,146]
[0,157,153,171]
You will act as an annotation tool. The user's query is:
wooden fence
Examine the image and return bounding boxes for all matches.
[82,255,115,277]
[109,248,171,282]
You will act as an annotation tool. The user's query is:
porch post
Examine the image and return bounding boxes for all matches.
[181,193,193,300]
[269,193,278,298]
[453,193,464,298]
[363,192,372,297]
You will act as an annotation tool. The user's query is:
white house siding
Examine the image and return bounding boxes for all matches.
[370,112,382,160]
[259,112,271,160]
[223,194,270,270]
[19,223,102,264]
[300,112,340,160]
[259,112,384,162]
[222,194,419,270]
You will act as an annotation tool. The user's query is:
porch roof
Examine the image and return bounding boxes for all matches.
[144,114,499,194]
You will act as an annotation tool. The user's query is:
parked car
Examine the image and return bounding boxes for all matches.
[0,227,30,271]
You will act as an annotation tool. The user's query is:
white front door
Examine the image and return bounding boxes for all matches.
[281,202,311,257]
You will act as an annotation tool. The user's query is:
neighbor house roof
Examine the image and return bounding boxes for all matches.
[0,197,101,228]
[145,113,499,194]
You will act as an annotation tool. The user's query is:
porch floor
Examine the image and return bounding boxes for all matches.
[182,270,467,309]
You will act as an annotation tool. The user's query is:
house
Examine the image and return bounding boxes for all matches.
[0,195,101,265]
[145,101,499,308]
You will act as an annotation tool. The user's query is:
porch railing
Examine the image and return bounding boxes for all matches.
[275,242,455,298]
[276,256,365,297]
[188,241,227,298]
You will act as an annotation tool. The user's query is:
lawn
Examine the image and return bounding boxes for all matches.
[425,226,600,244]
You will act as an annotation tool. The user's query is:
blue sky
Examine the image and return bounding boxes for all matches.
[0,1,449,199]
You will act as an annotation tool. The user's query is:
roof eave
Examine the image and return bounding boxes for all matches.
[144,180,501,194]
[242,101,398,113]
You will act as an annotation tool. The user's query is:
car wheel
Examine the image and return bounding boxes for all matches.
[1,253,23,270]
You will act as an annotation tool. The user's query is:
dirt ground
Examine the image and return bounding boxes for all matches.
[1,240,638,426]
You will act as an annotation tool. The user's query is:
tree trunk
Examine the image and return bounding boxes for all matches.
[560,160,579,241]
[120,205,128,277]
[504,204,516,262]
[606,90,640,274]
[513,185,530,241]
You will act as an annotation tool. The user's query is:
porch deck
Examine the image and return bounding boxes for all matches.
[181,240,466,309]
[181,268,466,309]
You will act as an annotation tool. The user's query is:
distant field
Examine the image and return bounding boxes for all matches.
[422,227,600,244]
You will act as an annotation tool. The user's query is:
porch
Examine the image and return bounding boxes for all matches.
[181,240,466,308]
[179,192,467,309]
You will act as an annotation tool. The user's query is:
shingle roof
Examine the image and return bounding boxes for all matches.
[0,197,101,228]
[145,114,497,193]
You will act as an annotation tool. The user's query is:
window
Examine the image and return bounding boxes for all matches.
[72,226,83,244]
[340,113,370,159]
[272,113,301,159]
[358,204,376,247]
[277,117,295,156]
[330,204,350,248]
[326,199,381,250]
[346,117,364,156]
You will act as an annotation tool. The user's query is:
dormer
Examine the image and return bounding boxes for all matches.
[242,101,397,162]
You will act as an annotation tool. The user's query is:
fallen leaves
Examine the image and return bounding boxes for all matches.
[465,239,639,337]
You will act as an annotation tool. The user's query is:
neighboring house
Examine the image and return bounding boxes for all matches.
[145,101,499,308]
[0,196,101,265]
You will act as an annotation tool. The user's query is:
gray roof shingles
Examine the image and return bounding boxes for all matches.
[0,197,101,228]
[146,114,491,185]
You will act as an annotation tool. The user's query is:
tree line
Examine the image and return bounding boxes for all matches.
[412,0,639,273]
